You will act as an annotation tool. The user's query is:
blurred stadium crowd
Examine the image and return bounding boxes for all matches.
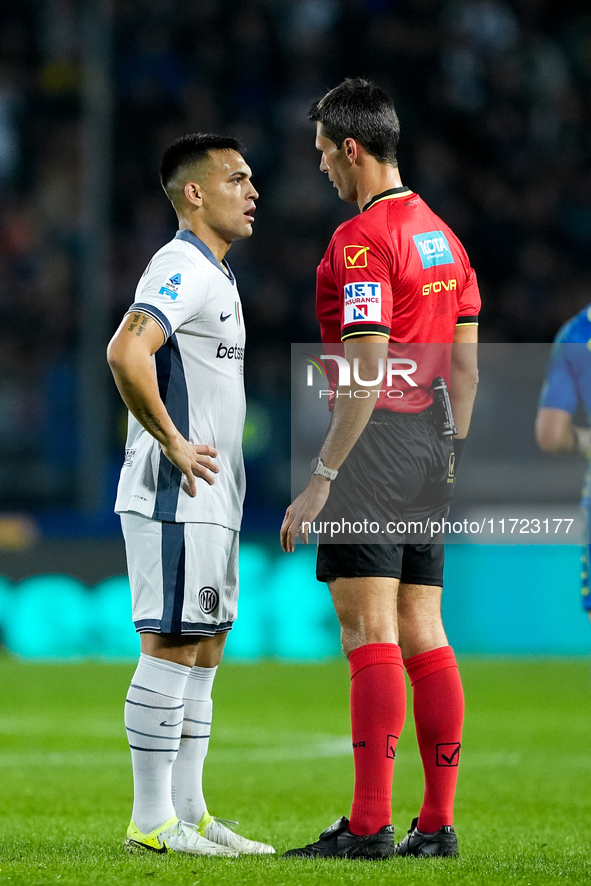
[0,0,590,531]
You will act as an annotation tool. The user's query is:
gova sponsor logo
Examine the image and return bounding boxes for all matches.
[422,278,457,297]
[216,342,245,360]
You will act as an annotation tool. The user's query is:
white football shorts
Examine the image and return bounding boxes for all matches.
[120,512,239,635]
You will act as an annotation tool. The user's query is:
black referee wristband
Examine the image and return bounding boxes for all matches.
[453,437,467,468]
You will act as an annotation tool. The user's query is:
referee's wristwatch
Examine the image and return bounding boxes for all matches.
[310,456,338,481]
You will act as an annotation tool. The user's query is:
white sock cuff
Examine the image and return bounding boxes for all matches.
[133,653,190,699]
[184,665,218,701]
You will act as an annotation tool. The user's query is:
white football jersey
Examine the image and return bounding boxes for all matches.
[114,230,246,528]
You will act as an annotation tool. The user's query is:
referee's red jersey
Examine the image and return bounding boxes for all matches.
[316,186,481,412]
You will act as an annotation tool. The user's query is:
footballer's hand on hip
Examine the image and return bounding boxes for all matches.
[280,476,331,553]
[161,436,219,497]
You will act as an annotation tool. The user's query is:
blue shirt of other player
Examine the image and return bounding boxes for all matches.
[536,304,591,616]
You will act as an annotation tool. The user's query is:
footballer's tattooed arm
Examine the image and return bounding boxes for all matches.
[127,313,150,337]
[138,410,163,435]
[127,312,141,332]
[107,310,218,494]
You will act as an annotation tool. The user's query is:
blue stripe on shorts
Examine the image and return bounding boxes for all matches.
[160,521,186,634]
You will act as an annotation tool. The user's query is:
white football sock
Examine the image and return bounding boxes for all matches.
[171,664,217,825]
[125,653,190,833]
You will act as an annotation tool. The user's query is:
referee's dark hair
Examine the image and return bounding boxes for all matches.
[309,78,400,166]
[160,133,246,205]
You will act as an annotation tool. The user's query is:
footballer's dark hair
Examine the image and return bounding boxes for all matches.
[159,133,246,192]
[309,78,400,165]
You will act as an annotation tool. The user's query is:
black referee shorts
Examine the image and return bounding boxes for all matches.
[316,408,454,587]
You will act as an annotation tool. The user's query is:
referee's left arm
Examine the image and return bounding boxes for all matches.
[280,335,387,552]
[319,335,389,470]
[449,324,478,439]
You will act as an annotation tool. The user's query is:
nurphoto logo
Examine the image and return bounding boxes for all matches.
[305,353,417,399]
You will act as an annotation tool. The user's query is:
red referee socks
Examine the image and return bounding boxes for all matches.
[348,643,406,836]
[404,645,464,833]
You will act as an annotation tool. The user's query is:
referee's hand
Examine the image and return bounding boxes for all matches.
[280,476,331,553]
[160,437,218,497]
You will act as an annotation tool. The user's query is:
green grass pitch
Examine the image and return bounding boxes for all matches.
[1,655,590,885]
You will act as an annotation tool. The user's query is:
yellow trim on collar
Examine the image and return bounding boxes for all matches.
[367,191,413,209]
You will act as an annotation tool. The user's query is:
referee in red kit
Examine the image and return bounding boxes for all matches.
[281,78,479,860]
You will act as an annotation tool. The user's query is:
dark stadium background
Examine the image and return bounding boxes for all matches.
[0,0,590,658]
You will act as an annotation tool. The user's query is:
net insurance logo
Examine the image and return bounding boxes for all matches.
[305,353,417,399]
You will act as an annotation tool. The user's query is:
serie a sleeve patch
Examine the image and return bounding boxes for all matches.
[158,271,182,300]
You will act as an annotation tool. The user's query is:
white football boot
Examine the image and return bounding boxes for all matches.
[197,812,275,855]
[125,815,238,856]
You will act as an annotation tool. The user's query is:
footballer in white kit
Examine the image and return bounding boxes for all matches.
[116,230,246,635]
[107,134,274,857]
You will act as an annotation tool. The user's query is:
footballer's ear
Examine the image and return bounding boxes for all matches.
[184,181,203,207]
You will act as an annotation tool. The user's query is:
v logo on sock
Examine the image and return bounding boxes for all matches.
[436,742,461,767]
[386,734,399,759]
[160,720,183,728]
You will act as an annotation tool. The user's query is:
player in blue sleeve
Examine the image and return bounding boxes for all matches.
[536,305,591,619]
